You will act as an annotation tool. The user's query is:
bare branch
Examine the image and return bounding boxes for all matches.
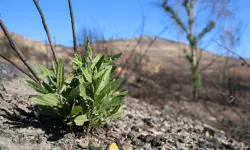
[125,26,169,78]
[161,1,187,33]
[117,13,146,76]
[0,54,36,82]
[0,19,40,83]
[214,40,250,68]
[208,89,250,105]
[199,54,222,73]
[33,0,58,65]
[68,0,77,53]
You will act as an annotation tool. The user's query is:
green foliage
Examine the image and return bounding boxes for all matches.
[162,0,215,99]
[192,73,201,92]
[25,38,127,132]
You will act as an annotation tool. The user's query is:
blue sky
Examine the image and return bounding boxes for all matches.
[0,0,250,58]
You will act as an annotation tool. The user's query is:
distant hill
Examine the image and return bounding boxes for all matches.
[0,31,247,75]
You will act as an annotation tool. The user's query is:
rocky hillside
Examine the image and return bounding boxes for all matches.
[0,74,249,150]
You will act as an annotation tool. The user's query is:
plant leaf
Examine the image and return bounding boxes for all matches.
[79,83,93,101]
[105,53,122,62]
[30,94,60,107]
[42,81,54,93]
[24,80,48,94]
[66,86,79,100]
[95,66,112,95]
[81,66,92,83]
[40,65,56,85]
[85,37,93,59]
[56,60,65,90]
[91,53,103,70]
[74,114,88,126]
[71,106,82,115]
[52,60,57,74]
[96,78,124,102]
[65,74,75,84]
[91,118,102,128]
[108,110,123,119]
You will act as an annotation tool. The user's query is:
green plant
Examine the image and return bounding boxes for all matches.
[0,0,127,134]
[24,38,127,133]
[161,0,215,99]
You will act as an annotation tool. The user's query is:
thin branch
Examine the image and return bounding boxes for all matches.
[162,4,187,33]
[68,0,77,53]
[214,40,250,68]
[125,26,169,78]
[199,54,222,73]
[117,13,146,76]
[33,0,58,65]
[0,54,36,82]
[0,19,40,83]
[208,89,250,106]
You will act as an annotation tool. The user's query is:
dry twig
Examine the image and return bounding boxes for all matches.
[208,89,250,105]
[214,40,250,68]
[33,0,58,65]
[0,54,36,81]
[0,19,40,82]
[68,0,77,53]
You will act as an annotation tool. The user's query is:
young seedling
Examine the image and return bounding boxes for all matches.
[24,38,127,134]
[0,0,127,135]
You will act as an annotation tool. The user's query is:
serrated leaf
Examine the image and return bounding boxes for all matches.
[96,78,124,102]
[65,74,75,84]
[99,62,112,71]
[79,83,93,101]
[66,86,79,100]
[108,110,123,119]
[95,66,112,95]
[52,60,57,74]
[81,67,92,83]
[56,60,65,90]
[40,65,52,77]
[24,80,48,94]
[30,94,60,107]
[91,53,103,70]
[74,114,88,126]
[71,106,82,115]
[99,91,127,112]
[42,81,54,93]
[36,105,60,116]
[91,118,102,128]
[40,65,56,85]
[85,37,93,59]
[94,66,109,80]
[105,53,122,62]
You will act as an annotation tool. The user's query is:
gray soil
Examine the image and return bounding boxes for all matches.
[0,62,249,150]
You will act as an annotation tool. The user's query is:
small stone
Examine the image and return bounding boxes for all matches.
[177,138,184,143]
[77,139,89,149]
[131,126,140,132]
[138,134,154,143]
[127,132,135,140]
[142,118,154,127]
[127,114,133,119]
[132,139,144,147]
[151,136,163,147]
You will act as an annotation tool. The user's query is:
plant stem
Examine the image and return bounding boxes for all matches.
[0,19,41,83]
[0,54,37,82]
[68,0,77,54]
[33,0,58,66]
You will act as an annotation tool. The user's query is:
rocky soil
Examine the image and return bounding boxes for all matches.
[0,63,249,150]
